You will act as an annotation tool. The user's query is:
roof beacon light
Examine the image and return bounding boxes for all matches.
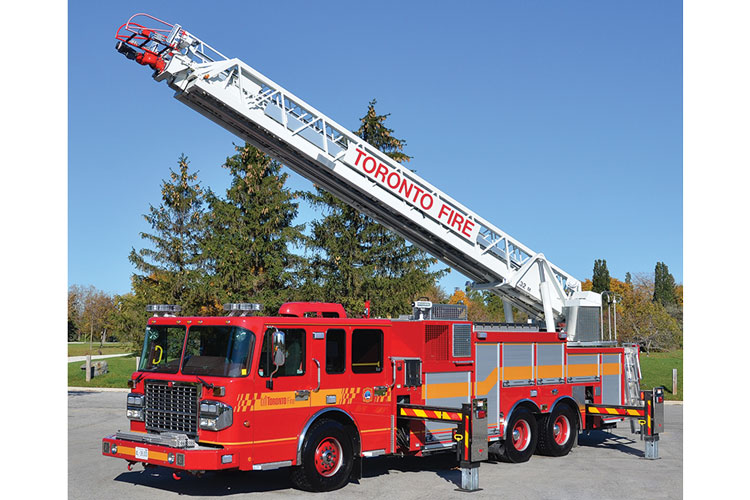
[146,304,182,317]
[223,303,263,316]
[412,300,433,321]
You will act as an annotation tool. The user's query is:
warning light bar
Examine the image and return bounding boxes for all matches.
[146,304,182,316]
[223,303,263,316]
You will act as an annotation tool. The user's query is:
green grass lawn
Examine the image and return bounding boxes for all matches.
[639,349,683,401]
[68,342,135,357]
[68,355,139,388]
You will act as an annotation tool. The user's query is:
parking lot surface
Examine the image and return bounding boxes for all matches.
[69,390,682,499]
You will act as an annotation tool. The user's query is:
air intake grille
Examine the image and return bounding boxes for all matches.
[145,381,199,437]
[452,324,472,357]
[425,325,449,361]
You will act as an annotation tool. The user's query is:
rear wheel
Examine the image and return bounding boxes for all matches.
[537,405,577,457]
[291,419,354,492]
[500,408,538,463]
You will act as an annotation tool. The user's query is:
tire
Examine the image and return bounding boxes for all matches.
[291,419,354,492]
[500,408,538,463]
[537,405,577,457]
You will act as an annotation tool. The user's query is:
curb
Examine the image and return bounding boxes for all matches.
[68,387,129,393]
[68,353,134,363]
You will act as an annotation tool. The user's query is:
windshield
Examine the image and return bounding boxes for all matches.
[182,325,255,377]
[139,325,186,373]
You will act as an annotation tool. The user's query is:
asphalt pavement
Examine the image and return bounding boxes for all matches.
[69,390,682,500]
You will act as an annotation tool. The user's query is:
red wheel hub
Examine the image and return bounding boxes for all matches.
[552,415,570,445]
[314,437,343,477]
[511,420,531,451]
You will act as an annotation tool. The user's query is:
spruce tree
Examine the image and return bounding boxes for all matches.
[129,154,206,313]
[202,144,304,313]
[306,99,446,317]
[592,259,611,293]
[653,261,676,305]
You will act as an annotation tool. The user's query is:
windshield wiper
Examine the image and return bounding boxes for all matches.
[196,376,214,390]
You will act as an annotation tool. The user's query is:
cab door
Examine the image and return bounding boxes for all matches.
[347,326,392,455]
[305,325,392,455]
[250,325,314,466]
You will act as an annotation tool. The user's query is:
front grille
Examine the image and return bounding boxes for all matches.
[145,381,199,437]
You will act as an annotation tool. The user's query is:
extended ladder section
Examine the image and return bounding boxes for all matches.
[115,14,602,338]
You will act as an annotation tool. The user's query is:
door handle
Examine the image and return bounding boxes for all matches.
[295,390,310,401]
[312,358,320,392]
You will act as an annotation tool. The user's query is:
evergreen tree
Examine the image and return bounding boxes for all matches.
[129,155,206,313]
[592,259,611,293]
[625,272,632,285]
[306,99,446,317]
[202,144,305,313]
[653,261,676,306]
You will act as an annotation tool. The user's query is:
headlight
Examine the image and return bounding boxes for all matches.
[199,401,232,431]
[127,393,144,406]
[126,393,145,421]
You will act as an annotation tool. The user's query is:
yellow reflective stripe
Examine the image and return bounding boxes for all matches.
[503,366,533,380]
[537,365,563,378]
[567,364,599,377]
[118,446,168,461]
[202,436,296,446]
[475,367,498,395]
[601,363,620,375]
[425,380,470,399]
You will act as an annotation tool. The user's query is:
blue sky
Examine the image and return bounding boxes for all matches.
[68,0,683,297]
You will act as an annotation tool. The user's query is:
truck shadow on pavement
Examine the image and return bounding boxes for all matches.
[113,453,464,495]
[577,430,644,458]
[112,433,644,495]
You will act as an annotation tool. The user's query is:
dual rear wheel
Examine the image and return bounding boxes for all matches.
[500,405,577,463]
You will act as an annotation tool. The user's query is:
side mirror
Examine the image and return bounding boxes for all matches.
[266,328,286,390]
[272,330,286,354]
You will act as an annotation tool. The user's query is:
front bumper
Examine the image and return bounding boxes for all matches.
[102,432,240,471]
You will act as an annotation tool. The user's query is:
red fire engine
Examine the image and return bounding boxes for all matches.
[104,14,665,492]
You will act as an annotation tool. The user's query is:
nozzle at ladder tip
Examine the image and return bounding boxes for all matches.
[116,41,138,60]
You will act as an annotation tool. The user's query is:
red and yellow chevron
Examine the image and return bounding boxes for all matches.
[399,407,463,422]
[587,406,645,417]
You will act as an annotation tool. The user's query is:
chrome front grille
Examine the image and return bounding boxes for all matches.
[145,381,199,437]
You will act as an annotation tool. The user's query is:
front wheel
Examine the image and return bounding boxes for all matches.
[291,419,354,492]
[537,405,577,457]
[500,408,538,463]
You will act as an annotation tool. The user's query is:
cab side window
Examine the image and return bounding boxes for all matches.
[351,329,383,373]
[326,329,346,374]
[258,328,306,377]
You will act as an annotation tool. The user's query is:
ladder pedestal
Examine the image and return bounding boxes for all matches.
[644,436,660,460]
[457,461,481,493]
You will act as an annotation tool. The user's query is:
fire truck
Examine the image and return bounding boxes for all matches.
[102,14,665,492]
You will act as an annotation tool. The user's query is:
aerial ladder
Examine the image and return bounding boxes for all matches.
[115,14,603,340]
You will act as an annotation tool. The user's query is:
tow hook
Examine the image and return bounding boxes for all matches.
[127,461,136,471]
[172,472,182,481]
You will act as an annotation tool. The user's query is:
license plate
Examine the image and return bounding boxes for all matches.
[135,447,149,460]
